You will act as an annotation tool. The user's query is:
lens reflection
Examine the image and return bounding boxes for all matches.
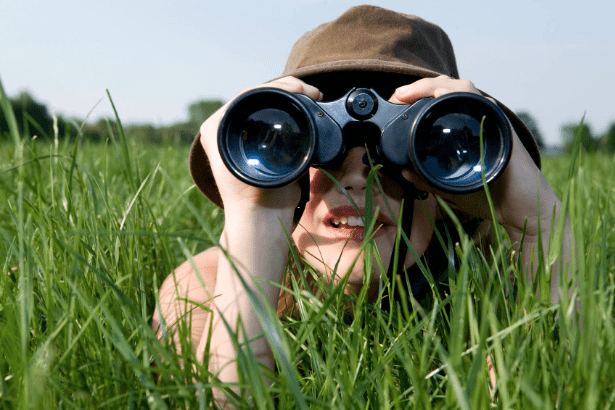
[240,108,311,177]
[417,113,483,180]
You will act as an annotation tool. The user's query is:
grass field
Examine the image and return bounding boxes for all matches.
[1,87,615,409]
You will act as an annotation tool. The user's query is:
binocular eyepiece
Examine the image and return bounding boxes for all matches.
[218,87,512,194]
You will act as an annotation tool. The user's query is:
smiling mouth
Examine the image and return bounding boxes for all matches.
[331,215,365,228]
[325,206,395,241]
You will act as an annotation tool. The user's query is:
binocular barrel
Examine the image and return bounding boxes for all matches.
[218,87,512,194]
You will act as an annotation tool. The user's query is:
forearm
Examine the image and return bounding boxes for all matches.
[198,206,295,383]
[506,189,572,305]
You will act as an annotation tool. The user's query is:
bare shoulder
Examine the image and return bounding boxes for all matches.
[153,247,220,338]
[162,247,219,303]
[176,247,219,282]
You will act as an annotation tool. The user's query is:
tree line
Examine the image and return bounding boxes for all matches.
[0,91,223,145]
[2,90,615,154]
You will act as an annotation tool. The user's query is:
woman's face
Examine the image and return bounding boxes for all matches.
[291,146,439,299]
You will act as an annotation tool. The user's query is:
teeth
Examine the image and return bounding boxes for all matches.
[332,216,365,227]
[348,216,364,227]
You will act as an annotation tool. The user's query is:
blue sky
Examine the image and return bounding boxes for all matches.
[2,0,614,146]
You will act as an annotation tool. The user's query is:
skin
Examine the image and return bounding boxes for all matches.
[291,146,438,301]
[152,75,571,399]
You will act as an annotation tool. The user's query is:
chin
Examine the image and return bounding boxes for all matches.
[307,244,385,290]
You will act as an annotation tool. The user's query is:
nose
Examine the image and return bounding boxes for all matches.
[336,147,375,193]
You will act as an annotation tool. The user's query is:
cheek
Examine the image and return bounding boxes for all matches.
[292,169,327,248]
[302,168,333,216]
[403,195,439,267]
[308,168,335,198]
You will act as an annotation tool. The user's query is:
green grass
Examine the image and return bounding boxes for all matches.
[1,84,615,409]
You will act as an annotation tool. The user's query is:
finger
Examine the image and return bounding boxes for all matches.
[267,76,324,101]
[201,77,323,151]
[389,78,438,104]
[390,76,479,104]
[231,77,323,103]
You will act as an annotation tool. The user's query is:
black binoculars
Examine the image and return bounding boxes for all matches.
[218,87,512,194]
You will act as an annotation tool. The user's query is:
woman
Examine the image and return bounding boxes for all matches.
[153,4,570,397]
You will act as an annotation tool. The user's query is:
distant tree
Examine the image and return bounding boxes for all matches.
[515,111,545,150]
[1,90,227,144]
[79,118,117,142]
[18,92,54,136]
[126,124,160,144]
[561,122,598,153]
[188,100,224,127]
[164,122,199,145]
[0,91,76,140]
[1,91,50,139]
[601,122,615,153]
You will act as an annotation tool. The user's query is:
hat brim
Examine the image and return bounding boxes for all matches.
[279,59,448,80]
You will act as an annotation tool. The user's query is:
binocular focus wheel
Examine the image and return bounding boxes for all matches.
[346,89,378,120]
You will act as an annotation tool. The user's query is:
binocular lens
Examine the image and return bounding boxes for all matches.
[240,108,310,176]
[411,94,510,193]
[417,113,482,180]
[219,89,317,187]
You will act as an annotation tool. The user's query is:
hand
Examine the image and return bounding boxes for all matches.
[198,77,324,387]
[199,77,323,214]
[393,75,557,238]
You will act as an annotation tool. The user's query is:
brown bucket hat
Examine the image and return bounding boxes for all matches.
[189,5,541,208]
